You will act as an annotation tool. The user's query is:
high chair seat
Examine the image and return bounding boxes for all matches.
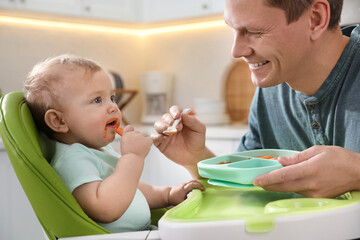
[0,91,162,240]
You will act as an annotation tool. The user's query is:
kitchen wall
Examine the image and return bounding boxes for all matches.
[0,21,143,122]
[0,18,234,123]
[140,26,234,108]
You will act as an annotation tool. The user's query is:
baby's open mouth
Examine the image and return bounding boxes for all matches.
[103,118,121,138]
[106,118,119,128]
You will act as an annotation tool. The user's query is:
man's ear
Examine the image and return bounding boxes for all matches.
[44,109,69,133]
[309,0,330,41]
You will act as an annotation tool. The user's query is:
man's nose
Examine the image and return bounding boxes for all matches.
[231,32,253,58]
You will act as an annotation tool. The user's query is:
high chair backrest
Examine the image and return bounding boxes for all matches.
[0,92,111,239]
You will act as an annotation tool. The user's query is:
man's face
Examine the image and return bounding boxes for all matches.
[225,0,312,88]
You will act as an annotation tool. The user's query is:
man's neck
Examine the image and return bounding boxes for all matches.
[287,27,350,96]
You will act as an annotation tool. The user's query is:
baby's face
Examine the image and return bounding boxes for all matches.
[59,68,122,149]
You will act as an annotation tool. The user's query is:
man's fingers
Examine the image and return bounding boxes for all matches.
[253,163,305,186]
[154,115,172,134]
[257,179,308,193]
[181,114,205,134]
[278,146,322,166]
[151,133,168,147]
[169,105,183,119]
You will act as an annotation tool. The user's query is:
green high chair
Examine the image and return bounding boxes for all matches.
[0,91,164,240]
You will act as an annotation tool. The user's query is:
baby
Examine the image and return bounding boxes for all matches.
[24,54,204,233]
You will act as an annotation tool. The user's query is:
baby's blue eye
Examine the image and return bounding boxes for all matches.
[111,95,115,103]
[93,97,102,103]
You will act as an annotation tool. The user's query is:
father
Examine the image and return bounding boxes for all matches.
[153,0,360,198]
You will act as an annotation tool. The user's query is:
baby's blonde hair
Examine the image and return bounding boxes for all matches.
[24,54,102,137]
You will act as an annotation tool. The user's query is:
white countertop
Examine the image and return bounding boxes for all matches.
[133,123,249,140]
[204,123,249,139]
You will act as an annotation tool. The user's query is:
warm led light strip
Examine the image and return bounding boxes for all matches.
[0,16,226,36]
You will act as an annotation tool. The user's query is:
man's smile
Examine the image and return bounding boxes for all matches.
[248,60,270,69]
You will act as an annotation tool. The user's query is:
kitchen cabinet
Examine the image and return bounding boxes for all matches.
[79,0,139,23]
[0,0,81,16]
[0,0,134,21]
[0,0,225,23]
[0,146,44,240]
[141,0,224,23]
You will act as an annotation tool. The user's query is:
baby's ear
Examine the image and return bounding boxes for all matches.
[44,109,69,133]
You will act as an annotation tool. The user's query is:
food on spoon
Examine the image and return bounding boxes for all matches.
[163,108,193,136]
[163,129,177,135]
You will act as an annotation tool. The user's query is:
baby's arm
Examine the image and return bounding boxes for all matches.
[72,126,152,223]
[138,180,205,209]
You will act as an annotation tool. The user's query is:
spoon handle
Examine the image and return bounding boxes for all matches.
[171,108,191,127]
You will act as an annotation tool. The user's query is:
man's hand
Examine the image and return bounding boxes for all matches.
[152,106,215,178]
[253,145,360,198]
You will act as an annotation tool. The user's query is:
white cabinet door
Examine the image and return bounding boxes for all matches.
[206,139,240,156]
[22,0,81,16]
[0,151,11,240]
[141,0,213,22]
[211,0,225,14]
[109,137,192,187]
[141,146,192,187]
[0,0,225,23]
[81,0,138,22]
[8,164,44,240]
[0,150,44,240]
[0,0,25,8]
[0,0,81,16]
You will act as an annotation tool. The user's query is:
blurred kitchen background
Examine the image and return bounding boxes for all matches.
[0,0,235,125]
[1,0,360,239]
[1,0,360,125]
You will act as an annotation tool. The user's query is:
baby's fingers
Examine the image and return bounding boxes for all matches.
[123,125,135,134]
[183,180,205,192]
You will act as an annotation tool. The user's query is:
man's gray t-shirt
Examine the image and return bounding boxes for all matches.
[238,25,360,152]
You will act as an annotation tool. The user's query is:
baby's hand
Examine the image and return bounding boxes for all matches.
[120,125,153,159]
[168,180,205,206]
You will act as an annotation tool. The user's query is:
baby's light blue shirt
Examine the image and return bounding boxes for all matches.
[51,142,152,233]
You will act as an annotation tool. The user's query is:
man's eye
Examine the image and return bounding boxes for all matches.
[248,31,261,35]
[93,97,102,103]
[248,31,263,36]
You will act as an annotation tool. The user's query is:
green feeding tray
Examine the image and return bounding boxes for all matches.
[158,150,360,239]
[158,181,360,240]
[198,149,299,187]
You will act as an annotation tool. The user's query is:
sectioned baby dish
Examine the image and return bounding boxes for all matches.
[198,149,299,187]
